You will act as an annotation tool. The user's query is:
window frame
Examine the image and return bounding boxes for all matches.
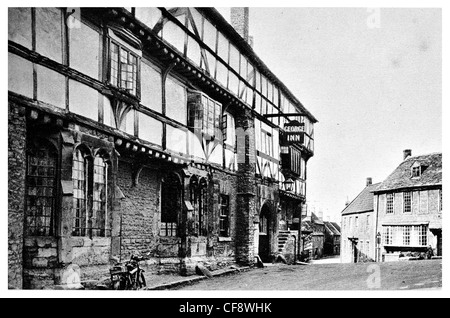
[71,147,110,238]
[189,176,208,236]
[403,191,412,213]
[411,165,421,178]
[386,193,394,214]
[25,138,59,237]
[219,194,230,237]
[107,37,141,98]
[160,173,182,237]
[72,148,90,237]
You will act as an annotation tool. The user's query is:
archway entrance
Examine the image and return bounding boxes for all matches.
[258,203,273,262]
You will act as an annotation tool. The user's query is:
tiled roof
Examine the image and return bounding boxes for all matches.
[374,153,442,192]
[324,221,341,236]
[301,213,325,233]
[341,182,380,215]
[330,222,341,233]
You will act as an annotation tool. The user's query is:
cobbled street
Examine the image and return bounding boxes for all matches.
[174,259,442,290]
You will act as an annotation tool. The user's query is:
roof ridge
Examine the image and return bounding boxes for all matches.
[403,152,442,161]
[341,183,378,214]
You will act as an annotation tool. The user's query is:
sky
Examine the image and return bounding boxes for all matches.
[216,6,443,223]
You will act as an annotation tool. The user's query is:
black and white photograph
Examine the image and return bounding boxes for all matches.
[4,1,447,301]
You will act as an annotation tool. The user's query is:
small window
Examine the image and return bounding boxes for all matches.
[261,129,273,157]
[219,195,230,237]
[403,192,412,213]
[439,189,442,212]
[386,193,394,214]
[366,215,370,229]
[411,162,425,178]
[355,216,358,229]
[411,166,421,178]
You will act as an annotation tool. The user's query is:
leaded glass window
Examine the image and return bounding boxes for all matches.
[92,155,108,237]
[26,140,57,236]
[189,176,208,236]
[109,40,139,95]
[72,149,88,236]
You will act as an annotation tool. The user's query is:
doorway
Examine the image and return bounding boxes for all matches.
[258,204,272,262]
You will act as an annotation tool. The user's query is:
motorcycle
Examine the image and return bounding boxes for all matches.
[110,254,147,290]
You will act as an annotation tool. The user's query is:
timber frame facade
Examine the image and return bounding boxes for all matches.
[8,7,317,289]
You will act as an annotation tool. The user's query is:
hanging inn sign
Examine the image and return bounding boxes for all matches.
[263,112,308,146]
[284,120,305,145]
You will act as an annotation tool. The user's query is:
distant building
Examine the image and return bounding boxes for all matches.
[324,221,341,256]
[374,151,442,262]
[341,178,379,263]
[341,150,442,264]
[301,212,325,259]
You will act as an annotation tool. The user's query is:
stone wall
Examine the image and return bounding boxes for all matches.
[8,102,26,288]
[117,161,160,260]
[235,108,257,266]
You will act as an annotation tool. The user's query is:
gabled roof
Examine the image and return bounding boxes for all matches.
[324,221,341,236]
[301,212,325,233]
[341,182,380,216]
[330,222,341,233]
[374,153,442,193]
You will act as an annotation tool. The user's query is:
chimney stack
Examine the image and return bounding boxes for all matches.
[231,7,250,44]
[345,196,350,206]
[403,149,412,160]
[318,211,323,221]
[366,177,372,186]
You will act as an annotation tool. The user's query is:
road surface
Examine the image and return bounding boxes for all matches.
[174,259,442,290]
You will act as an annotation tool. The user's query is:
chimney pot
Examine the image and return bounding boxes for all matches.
[366,177,372,186]
[403,149,412,160]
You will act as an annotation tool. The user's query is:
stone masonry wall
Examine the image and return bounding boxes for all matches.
[8,102,26,289]
[117,161,161,261]
[235,108,257,266]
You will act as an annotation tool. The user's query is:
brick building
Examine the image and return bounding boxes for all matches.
[374,151,442,262]
[8,7,317,289]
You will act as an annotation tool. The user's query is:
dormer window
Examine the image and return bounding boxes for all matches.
[411,161,426,178]
[411,165,421,178]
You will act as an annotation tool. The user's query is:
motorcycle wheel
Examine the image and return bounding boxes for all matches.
[138,271,146,288]
[111,279,121,290]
